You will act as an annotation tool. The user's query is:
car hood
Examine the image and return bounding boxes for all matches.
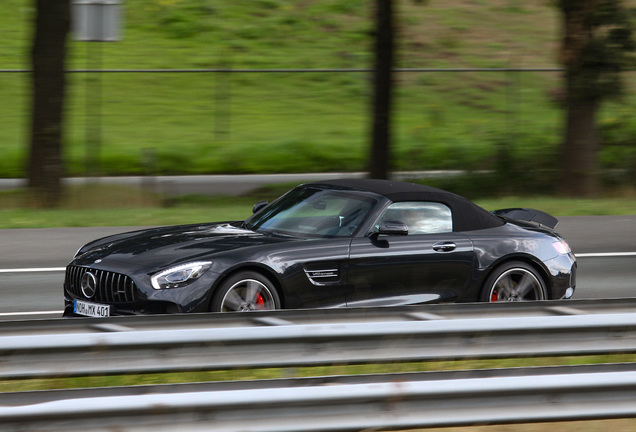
[72,223,290,269]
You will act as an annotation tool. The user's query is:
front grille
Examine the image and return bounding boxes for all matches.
[65,265,138,303]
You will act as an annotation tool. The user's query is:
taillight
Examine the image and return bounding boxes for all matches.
[552,240,571,255]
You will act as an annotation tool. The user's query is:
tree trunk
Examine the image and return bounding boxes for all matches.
[560,91,600,196]
[28,0,70,207]
[557,0,601,197]
[368,0,394,180]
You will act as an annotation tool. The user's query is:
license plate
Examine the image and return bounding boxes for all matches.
[74,300,110,317]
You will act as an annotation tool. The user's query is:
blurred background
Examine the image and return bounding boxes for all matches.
[2,0,636,210]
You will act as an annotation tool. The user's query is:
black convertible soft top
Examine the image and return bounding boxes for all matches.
[309,178,505,232]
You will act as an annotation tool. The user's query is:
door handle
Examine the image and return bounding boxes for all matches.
[433,242,456,252]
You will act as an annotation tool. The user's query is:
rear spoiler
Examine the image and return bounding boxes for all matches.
[491,208,559,229]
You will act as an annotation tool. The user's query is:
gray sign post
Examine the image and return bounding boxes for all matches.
[71,0,123,176]
[72,0,122,42]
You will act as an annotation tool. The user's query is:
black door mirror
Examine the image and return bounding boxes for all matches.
[252,200,268,214]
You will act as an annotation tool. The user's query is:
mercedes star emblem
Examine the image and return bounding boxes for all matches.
[81,272,98,299]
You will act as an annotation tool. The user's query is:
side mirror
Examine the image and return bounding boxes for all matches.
[252,200,268,214]
[376,220,409,236]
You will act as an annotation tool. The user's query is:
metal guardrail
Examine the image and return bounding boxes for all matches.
[3,300,636,430]
[3,297,636,332]
[2,299,636,379]
[2,363,636,432]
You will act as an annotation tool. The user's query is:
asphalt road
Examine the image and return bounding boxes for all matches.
[0,215,634,320]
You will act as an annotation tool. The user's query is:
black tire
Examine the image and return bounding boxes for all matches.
[480,261,547,302]
[210,271,281,312]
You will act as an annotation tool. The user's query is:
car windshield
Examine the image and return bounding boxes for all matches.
[244,186,377,238]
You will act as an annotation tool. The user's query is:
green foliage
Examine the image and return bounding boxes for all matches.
[2,181,636,229]
[2,0,636,190]
[2,354,636,396]
[558,0,636,101]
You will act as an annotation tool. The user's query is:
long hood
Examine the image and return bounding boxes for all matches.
[72,223,290,269]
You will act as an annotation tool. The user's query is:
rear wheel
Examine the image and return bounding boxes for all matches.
[211,271,281,312]
[481,261,547,302]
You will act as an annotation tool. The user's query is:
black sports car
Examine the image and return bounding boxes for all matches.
[63,179,576,317]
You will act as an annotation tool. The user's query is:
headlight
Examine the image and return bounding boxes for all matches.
[151,261,213,290]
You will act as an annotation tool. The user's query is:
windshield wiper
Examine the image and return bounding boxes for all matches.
[263,229,296,238]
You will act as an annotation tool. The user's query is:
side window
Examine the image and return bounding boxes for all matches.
[375,201,452,235]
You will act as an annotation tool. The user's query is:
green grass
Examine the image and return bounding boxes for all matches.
[478,195,636,216]
[1,183,636,229]
[2,353,635,393]
[2,0,636,180]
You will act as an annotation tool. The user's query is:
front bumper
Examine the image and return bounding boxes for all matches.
[544,252,577,300]
[63,268,223,317]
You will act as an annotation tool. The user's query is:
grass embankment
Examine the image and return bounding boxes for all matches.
[2,0,636,184]
[3,354,635,393]
[1,182,636,228]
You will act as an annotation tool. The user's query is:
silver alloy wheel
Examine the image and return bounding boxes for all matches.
[488,267,545,302]
[219,278,277,312]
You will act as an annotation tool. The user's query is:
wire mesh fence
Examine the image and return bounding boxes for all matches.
[0,67,574,176]
[2,1,636,189]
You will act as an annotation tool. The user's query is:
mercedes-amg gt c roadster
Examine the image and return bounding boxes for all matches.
[64,178,576,317]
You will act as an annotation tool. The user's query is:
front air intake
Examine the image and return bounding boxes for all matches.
[65,265,138,303]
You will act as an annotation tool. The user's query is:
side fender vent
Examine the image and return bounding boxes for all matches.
[304,262,340,286]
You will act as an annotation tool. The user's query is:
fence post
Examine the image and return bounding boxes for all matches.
[214,58,232,141]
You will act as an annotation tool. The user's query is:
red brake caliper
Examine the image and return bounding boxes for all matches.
[491,290,498,302]
[256,293,265,309]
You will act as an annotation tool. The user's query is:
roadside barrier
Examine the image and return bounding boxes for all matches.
[2,364,636,431]
[1,299,636,379]
[2,299,636,431]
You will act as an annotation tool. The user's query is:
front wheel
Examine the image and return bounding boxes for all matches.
[211,271,281,312]
[480,261,547,302]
